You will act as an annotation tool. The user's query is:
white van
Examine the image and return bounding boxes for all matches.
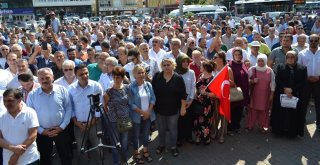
[168,5,227,17]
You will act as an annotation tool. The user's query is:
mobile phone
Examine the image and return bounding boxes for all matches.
[41,42,47,50]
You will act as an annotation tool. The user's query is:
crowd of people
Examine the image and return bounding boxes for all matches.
[0,10,319,165]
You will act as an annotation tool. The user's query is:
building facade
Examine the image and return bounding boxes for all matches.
[99,0,138,15]
[33,0,94,19]
[0,0,34,22]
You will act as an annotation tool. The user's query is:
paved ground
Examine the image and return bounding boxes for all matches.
[54,105,320,165]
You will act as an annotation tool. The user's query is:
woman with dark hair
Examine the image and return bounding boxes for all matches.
[193,60,217,145]
[103,66,130,165]
[228,47,250,135]
[212,51,234,143]
[270,51,307,138]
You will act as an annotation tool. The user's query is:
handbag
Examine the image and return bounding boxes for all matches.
[191,99,204,115]
[116,117,133,133]
[280,94,299,109]
[230,87,244,102]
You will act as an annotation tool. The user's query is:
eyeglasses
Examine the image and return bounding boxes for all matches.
[64,68,73,72]
[1,49,8,51]
[136,38,142,40]
[310,39,319,43]
[11,49,20,52]
[162,64,171,67]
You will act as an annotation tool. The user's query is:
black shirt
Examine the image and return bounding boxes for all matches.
[50,64,64,80]
[152,72,187,116]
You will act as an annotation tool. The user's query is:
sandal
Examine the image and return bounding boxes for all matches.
[156,146,165,155]
[143,151,153,162]
[134,153,144,164]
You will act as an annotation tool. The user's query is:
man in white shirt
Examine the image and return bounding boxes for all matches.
[124,48,151,82]
[0,69,11,90]
[0,88,40,165]
[68,64,103,163]
[148,37,166,70]
[264,27,279,49]
[293,25,309,44]
[247,41,265,67]
[222,26,237,50]
[298,34,320,132]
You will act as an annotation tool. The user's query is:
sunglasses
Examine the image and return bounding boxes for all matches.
[1,49,8,51]
[310,40,319,43]
[64,68,73,72]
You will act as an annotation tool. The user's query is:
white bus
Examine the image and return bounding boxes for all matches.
[168,5,227,17]
[234,0,292,16]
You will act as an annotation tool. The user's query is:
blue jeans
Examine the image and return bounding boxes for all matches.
[156,113,179,148]
[110,122,129,165]
[133,118,151,150]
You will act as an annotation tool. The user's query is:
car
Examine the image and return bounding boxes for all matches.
[241,16,262,25]
[90,17,101,24]
[197,11,232,20]
[79,17,89,24]
[36,20,46,28]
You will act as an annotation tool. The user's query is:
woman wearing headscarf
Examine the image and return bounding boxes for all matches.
[175,54,196,146]
[228,47,250,135]
[270,51,308,138]
[245,54,275,133]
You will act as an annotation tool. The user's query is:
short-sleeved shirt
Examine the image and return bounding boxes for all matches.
[269,46,299,71]
[0,104,40,164]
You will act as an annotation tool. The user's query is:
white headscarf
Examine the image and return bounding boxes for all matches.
[255,54,268,72]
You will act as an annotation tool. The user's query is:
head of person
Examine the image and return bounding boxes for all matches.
[214,51,227,66]
[250,41,261,55]
[97,52,110,71]
[161,58,176,74]
[234,37,244,47]
[268,27,276,37]
[3,88,23,112]
[103,57,118,74]
[198,38,207,49]
[253,31,262,42]
[285,50,298,67]
[67,48,77,61]
[192,50,202,64]
[97,32,105,42]
[245,25,253,34]
[17,59,29,74]
[132,64,146,82]
[118,46,128,62]
[41,43,52,57]
[201,60,216,74]
[6,53,18,68]
[175,53,190,74]
[178,33,186,43]
[18,73,34,91]
[297,34,307,47]
[63,38,71,48]
[112,66,126,84]
[256,54,268,69]
[62,60,75,79]
[139,43,149,57]
[53,51,65,67]
[236,25,244,34]
[281,34,293,48]
[152,37,161,50]
[10,44,22,58]
[127,48,141,64]
[37,68,54,91]
[226,26,232,35]
[46,33,53,43]
[87,47,96,60]
[1,45,10,57]
[170,38,182,51]
[101,41,110,52]
[71,35,79,45]
[232,47,243,63]
[74,64,89,86]
[309,34,319,49]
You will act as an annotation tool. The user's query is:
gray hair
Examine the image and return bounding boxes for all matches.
[37,67,53,76]
[106,57,118,66]
[171,38,181,46]
[62,60,75,69]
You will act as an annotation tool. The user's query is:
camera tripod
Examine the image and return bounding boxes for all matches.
[79,94,127,165]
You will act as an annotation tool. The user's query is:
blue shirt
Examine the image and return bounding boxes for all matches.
[35,55,54,69]
[68,80,103,122]
[26,84,72,134]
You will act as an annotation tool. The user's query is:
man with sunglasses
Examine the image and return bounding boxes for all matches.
[293,25,309,44]
[298,34,320,133]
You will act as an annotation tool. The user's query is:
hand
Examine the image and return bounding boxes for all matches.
[142,111,151,120]
[180,108,186,116]
[35,45,42,53]
[8,154,20,165]
[9,145,26,155]
[50,127,63,136]
[283,88,292,95]
[77,122,87,132]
